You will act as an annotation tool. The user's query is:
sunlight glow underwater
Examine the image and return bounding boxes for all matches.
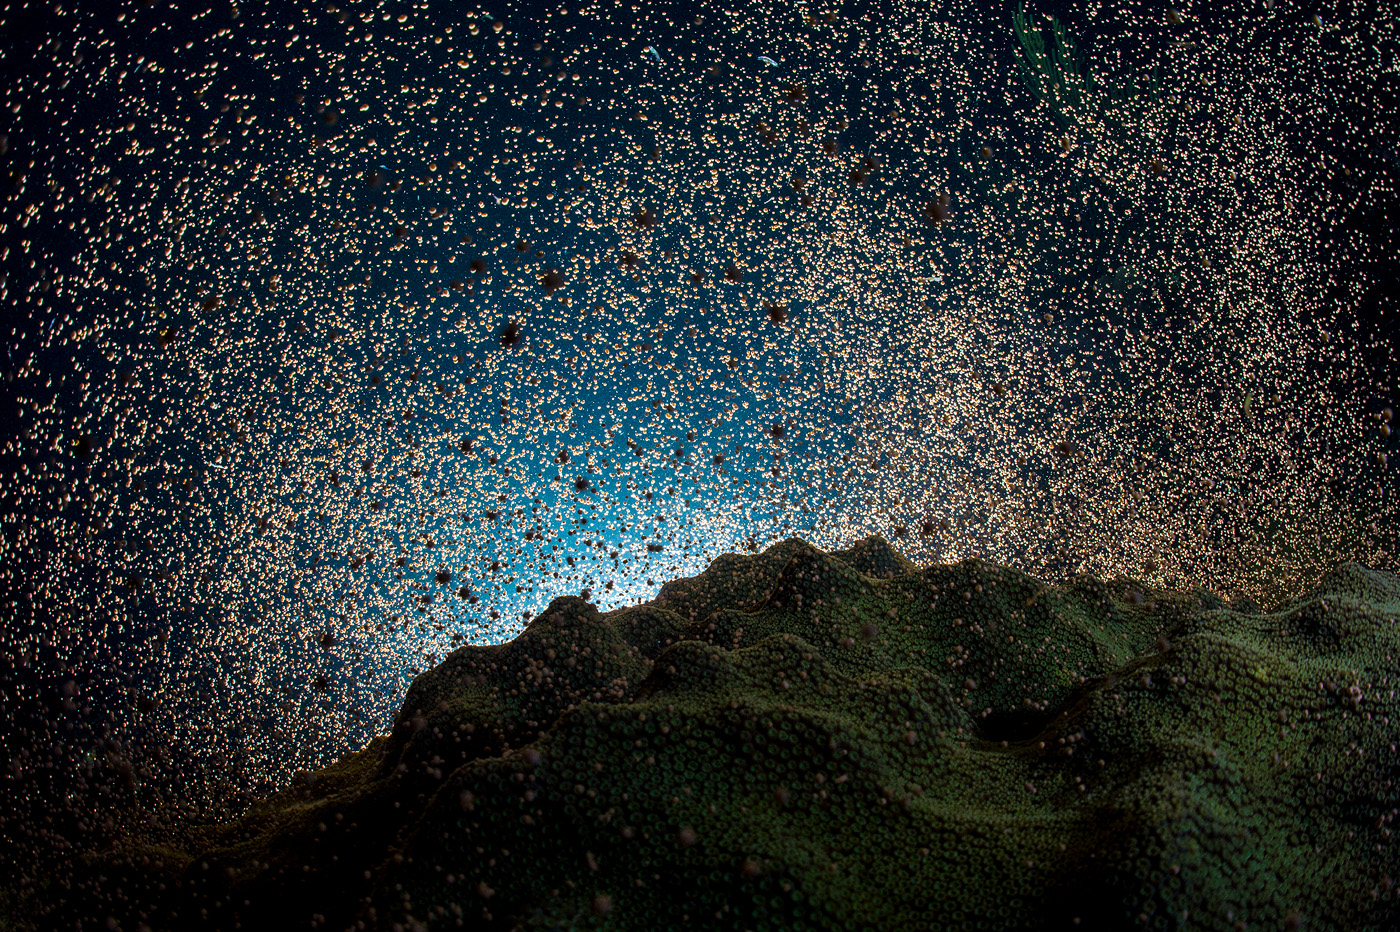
[0,0,1397,805]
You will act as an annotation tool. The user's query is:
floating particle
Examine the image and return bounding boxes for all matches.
[540,268,566,294]
[923,194,951,222]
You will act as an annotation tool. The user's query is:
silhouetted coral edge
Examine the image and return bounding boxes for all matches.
[36,536,1400,932]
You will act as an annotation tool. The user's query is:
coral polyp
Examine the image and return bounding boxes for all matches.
[53,538,1400,931]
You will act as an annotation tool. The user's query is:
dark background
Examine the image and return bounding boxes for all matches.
[1,0,1396,895]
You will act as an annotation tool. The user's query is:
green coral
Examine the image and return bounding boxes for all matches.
[1012,4,1094,128]
[50,538,1400,931]
[1011,3,1163,132]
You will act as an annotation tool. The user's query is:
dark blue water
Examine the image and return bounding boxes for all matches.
[1,0,1396,878]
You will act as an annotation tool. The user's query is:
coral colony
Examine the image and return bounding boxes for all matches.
[1,0,1397,929]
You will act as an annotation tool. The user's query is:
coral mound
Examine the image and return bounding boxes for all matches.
[53,538,1400,930]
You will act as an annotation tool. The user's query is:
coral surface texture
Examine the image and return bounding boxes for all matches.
[55,538,1400,931]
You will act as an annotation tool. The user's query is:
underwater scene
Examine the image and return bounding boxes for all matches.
[2,0,1399,928]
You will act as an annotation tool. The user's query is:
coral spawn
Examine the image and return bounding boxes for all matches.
[44,537,1400,931]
